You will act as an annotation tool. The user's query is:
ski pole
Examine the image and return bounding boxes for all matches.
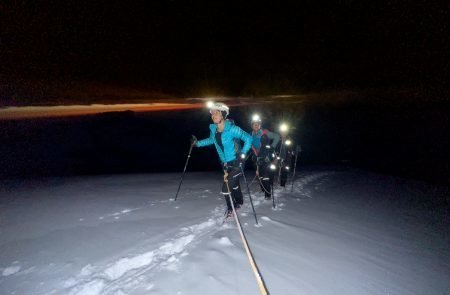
[223,171,269,295]
[290,145,301,193]
[174,142,195,201]
[271,180,276,209]
[278,139,284,186]
[239,163,259,225]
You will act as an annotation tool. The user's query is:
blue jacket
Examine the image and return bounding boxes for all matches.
[196,120,252,163]
[251,128,280,157]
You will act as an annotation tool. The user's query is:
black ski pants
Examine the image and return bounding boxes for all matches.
[222,164,244,211]
[258,161,274,199]
[280,164,289,187]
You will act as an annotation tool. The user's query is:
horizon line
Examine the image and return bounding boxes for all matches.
[0,103,205,120]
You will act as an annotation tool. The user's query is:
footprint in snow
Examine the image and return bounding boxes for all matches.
[217,236,234,246]
[272,205,283,211]
[80,264,95,276]
[261,216,272,221]
[2,261,21,276]
[99,208,140,220]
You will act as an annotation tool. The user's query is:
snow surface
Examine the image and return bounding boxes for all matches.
[0,168,448,294]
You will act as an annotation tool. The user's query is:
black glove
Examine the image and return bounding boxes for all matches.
[190,135,198,146]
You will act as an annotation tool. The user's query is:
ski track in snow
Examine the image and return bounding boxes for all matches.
[63,218,218,294]
[288,171,334,198]
[55,172,332,294]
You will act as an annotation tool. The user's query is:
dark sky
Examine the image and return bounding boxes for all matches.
[1,0,447,99]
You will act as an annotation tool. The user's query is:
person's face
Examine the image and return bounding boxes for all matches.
[252,122,261,132]
[211,109,223,124]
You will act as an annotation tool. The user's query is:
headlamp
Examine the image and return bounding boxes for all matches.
[280,123,288,133]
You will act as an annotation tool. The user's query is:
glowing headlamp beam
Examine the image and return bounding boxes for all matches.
[252,114,261,123]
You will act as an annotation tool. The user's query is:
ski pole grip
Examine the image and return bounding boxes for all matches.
[190,135,198,146]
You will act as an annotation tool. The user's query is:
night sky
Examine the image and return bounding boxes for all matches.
[0,1,448,183]
[1,0,447,101]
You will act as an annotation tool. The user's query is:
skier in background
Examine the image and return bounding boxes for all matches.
[278,134,295,187]
[192,102,252,215]
[249,115,280,199]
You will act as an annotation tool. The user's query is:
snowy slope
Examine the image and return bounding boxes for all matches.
[0,168,448,294]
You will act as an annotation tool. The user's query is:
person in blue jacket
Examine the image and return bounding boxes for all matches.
[250,114,280,199]
[192,102,252,215]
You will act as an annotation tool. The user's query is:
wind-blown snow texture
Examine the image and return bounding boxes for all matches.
[0,168,448,294]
